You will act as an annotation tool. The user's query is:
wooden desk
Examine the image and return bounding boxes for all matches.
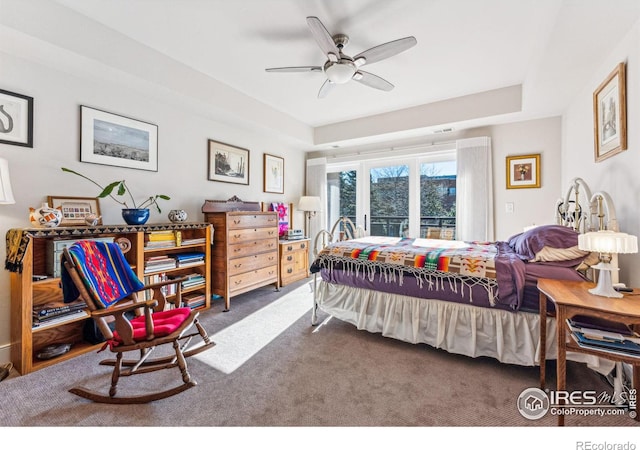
[538,278,640,426]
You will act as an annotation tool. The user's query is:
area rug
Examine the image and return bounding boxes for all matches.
[194,283,313,373]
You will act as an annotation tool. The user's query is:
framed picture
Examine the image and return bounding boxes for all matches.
[506,154,540,189]
[593,62,626,162]
[47,196,101,226]
[0,89,34,147]
[207,139,249,185]
[263,153,284,194]
[80,105,158,171]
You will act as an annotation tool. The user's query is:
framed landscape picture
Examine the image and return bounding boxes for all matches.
[80,105,158,171]
[0,89,33,147]
[506,154,540,189]
[593,62,626,162]
[263,153,284,194]
[207,139,250,185]
[48,195,101,226]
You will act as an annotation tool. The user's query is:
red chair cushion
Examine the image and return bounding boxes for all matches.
[112,307,192,344]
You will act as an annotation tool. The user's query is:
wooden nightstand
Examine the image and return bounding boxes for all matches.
[538,278,640,426]
[278,238,310,286]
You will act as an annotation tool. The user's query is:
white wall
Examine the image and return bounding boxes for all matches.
[0,51,306,364]
[563,17,640,287]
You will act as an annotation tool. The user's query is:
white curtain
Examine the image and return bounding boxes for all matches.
[305,157,327,244]
[456,137,494,241]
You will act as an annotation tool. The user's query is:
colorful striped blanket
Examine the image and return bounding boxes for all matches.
[62,241,144,308]
[311,236,500,305]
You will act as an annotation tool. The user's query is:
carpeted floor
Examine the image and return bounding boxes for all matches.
[0,278,637,445]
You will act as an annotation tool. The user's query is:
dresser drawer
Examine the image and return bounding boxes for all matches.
[229,265,278,294]
[229,238,277,258]
[281,240,308,253]
[228,214,277,229]
[228,227,278,244]
[228,251,277,275]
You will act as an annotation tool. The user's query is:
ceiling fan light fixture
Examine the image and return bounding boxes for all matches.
[325,62,356,84]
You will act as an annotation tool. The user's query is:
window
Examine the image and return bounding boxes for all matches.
[326,146,456,237]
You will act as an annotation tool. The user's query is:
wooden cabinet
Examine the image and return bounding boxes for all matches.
[204,210,279,311]
[279,239,309,286]
[8,223,212,375]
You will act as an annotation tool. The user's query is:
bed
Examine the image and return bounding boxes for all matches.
[310,178,618,374]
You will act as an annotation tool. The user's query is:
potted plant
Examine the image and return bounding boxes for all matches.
[62,167,170,225]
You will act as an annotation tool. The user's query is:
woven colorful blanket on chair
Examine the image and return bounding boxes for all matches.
[62,241,144,308]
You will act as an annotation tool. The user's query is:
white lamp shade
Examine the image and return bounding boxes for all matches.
[298,196,321,212]
[0,157,15,204]
[578,230,638,254]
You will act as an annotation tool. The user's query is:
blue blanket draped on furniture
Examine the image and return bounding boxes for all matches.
[61,240,144,307]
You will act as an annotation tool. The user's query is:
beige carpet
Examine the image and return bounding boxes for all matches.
[0,279,637,447]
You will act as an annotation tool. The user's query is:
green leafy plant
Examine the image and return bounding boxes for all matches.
[62,167,170,213]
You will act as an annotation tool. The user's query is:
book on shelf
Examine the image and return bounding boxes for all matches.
[33,300,87,321]
[181,237,206,245]
[32,309,89,330]
[567,319,640,357]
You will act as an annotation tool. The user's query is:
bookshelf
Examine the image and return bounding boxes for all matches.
[8,222,212,375]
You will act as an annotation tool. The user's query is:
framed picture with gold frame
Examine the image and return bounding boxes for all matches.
[506,154,540,189]
[47,196,102,226]
[593,62,626,162]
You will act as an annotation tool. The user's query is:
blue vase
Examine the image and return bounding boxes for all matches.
[122,208,150,225]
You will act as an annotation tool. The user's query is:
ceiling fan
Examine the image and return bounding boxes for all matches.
[265,16,417,99]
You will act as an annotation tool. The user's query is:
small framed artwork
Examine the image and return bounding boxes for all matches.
[263,153,284,194]
[48,196,101,226]
[593,62,627,162]
[80,105,158,171]
[207,139,250,185]
[0,89,34,147]
[506,154,540,189]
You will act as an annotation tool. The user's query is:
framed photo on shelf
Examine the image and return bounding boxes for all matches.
[263,153,284,194]
[80,105,158,171]
[593,62,626,162]
[0,88,34,148]
[48,196,101,226]
[207,139,250,185]
[506,154,540,189]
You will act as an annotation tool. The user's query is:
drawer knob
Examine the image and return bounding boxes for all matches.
[301,243,306,249]
[287,246,293,251]
[287,256,293,261]
[287,268,293,274]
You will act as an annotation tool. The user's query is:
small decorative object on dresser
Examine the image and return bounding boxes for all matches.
[29,202,63,228]
[168,209,188,223]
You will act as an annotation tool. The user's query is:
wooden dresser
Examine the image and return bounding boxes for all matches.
[279,238,309,286]
[203,205,279,311]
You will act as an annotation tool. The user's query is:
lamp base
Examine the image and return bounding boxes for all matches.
[589,262,622,298]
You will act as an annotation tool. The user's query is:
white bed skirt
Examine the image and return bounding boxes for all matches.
[315,280,614,375]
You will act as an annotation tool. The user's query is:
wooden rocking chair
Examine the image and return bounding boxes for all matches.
[61,240,214,404]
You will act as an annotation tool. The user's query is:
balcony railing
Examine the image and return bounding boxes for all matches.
[338,215,456,238]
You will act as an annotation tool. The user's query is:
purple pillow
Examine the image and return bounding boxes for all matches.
[507,225,580,261]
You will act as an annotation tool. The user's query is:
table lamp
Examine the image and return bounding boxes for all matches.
[298,196,321,238]
[0,157,16,204]
[578,230,638,298]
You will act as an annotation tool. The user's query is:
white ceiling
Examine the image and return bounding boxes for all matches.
[5,0,640,151]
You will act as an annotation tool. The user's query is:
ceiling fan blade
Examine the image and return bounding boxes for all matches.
[265,66,323,73]
[306,16,340,62]
[353,71,394,91]
[353,36,417,67]
[318,79,336,99]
